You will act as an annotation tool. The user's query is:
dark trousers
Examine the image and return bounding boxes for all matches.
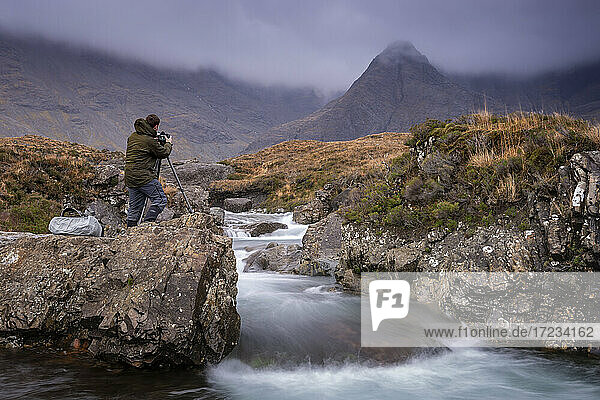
[126,179,167,226]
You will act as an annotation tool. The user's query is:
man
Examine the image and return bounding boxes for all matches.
[124,114,173,227]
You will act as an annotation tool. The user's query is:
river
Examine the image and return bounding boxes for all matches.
[1,212,600,399]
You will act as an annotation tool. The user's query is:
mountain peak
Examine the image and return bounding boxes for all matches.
[376,41,428,65]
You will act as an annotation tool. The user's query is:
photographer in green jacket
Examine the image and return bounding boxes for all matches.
[124,114,172,227]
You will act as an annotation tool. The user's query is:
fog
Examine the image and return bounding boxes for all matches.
[1,0,599,92]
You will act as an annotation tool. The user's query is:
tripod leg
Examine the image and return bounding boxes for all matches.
[167,157,194,214]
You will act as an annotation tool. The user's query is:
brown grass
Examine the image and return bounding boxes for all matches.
[212,132,410,209]
[466,112,594,168]
[0,135,122,232]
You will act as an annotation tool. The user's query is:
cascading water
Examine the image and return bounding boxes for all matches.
[206,212,600,400]
[2,212,600,399]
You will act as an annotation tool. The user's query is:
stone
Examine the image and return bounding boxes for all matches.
[293,199,328,224]
[336,221,543,293]
[298,212,343,276]
[243,243,302,273]
[0,213,240,368]
[161,161,233,190]
[91,161,123,188]
[246,222,287,237]
[85,199,125,237]
[155,206,176,223]
[223,198,252,213]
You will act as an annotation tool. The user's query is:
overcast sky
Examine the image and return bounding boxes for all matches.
[1,0,599,92]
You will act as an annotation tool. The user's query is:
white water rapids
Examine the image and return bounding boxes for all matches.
[206,212,600,400]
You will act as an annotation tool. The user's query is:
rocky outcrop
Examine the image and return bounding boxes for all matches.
[337,219,542,292]
[298,212,343,276]
[85,159,128,237]
[162,160,233,218]
[0,213,240,368]
[223,198,253,213]
[243,243,302,273]
[530,151,600,264]
[334,151,600,292]
[292,184,338,224]
[162,160,233,189]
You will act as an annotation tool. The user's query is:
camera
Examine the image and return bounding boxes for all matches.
[157,131,171,145]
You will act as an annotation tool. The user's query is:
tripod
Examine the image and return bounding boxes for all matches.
[138,157,194,224]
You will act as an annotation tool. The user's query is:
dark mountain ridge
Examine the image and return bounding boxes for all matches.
[248,42,600,153]
[0,32,325,160]
[246,41,489,151]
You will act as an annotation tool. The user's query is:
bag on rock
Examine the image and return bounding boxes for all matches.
[48,207,103,237]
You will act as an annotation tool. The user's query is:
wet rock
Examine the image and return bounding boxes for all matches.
[243,243,302,273]
[223,198,252,213]
[246,222,287,237]
[298,212,343,276]
[0,213,240,368]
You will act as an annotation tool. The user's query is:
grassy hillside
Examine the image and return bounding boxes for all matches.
[212,132,410,210]
[0,135,120,233]
[346,112,600,233]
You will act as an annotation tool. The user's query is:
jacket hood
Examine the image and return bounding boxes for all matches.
[134,118,157,136]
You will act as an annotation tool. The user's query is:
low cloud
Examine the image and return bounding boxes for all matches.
[2,0,599,92]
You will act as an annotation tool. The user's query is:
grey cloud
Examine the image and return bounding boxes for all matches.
[1,0,599,92]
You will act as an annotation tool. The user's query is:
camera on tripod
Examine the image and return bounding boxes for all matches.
[157,131,171,146]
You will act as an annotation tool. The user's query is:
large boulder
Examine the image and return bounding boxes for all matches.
[243,243,302,273]
[0,213,240,368]
[245,222,287,237]
[298,212,343,276]
[223,198,252,213]
[161,160,233,189]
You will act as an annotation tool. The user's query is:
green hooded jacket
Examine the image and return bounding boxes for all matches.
[124,118,173,188]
